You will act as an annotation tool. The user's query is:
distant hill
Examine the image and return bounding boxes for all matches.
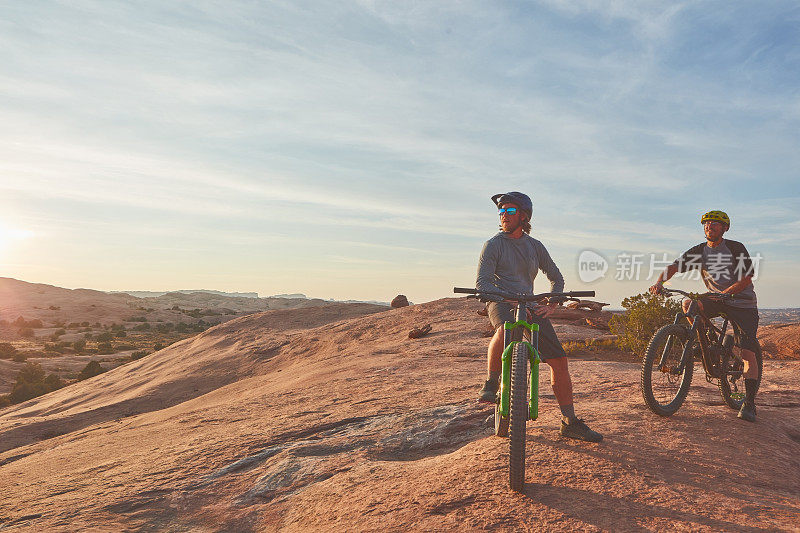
[0,278,363,332]
[759,308,800,325]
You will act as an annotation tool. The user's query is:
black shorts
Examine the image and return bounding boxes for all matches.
[486,301,567,361]
[699,297,759,353]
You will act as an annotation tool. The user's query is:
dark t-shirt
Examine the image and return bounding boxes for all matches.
[671,239,757,309]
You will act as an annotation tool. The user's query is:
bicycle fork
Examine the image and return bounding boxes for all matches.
[499,321,541,420]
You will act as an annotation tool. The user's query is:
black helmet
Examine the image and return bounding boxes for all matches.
[491,192,532,218]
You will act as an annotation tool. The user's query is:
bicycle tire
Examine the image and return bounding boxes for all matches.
[641,324,693,416]
[719,343,762,410]
[495,324,521,438]
[508,341,528,492]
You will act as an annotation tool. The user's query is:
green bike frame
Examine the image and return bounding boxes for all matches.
[499,320,541,420]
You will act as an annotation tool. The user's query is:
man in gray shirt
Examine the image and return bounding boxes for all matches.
[476,191,602,442]
[650,210,760,422]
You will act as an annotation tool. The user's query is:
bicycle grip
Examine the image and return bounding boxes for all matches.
[453,287,477,294]
[569,291,595,297]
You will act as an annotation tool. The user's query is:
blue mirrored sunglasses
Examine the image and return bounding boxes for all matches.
[498,207,518,216]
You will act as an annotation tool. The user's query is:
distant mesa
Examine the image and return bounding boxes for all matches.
[267,293,308,299]
[110,290,261,299]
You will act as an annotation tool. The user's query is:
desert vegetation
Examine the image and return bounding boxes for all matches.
[609,292,682,356]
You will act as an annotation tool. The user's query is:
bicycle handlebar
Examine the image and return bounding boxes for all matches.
[659,288,750,301]
[453,287,595,302]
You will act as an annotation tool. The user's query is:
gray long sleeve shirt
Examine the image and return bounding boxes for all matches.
[476,232,565,301]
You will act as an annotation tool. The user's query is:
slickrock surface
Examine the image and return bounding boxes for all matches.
[1,298,798,531]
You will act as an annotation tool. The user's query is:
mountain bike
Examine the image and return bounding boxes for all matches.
[642,288,762,416]
[454,287,595,492]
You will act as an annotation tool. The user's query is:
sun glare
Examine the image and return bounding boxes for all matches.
[0,224,33,255]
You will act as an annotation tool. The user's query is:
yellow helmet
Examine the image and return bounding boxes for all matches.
[701,210,730,228]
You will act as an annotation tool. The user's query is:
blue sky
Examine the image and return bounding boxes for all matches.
[0,1,798,306]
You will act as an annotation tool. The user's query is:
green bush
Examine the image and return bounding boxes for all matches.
[96,331,113,342]
[73,339,87,353]
[9,362,63,404]
[78,360,106,380]
[0,342,16,359]
[609,292,682,356]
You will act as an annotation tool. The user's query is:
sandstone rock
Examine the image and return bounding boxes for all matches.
[565,300,609,312]
[408,324,432,339]
[391,295,410,308]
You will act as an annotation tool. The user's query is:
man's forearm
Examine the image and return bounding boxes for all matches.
[657,264,679,285]
[723,276,753,295]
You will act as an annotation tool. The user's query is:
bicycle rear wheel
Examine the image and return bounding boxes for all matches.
[641,324,693,416]
[719,343,762,410]
[508,341,528,492]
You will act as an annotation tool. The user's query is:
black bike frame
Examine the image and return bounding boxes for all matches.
[660,302,732,380]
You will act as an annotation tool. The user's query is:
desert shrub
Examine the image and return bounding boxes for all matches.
[54,328,66,336]
[12,352,27,362]
[116,343,135,351]
[153,342,164,351]
[114,330,127,338]
[49,305,60,310]
[128,316,147,322]
[9,362,63,404]
[18,327,34,338]
[133,323,151,331]
[78,361,106,380]
[0,342,16,359]
[81,322,90,327]
[0,395,10,408]
[156,323,174,333]
[73,339,87,353]
[175,322,189,333]
[96,342,114,355]
[84,332,93,339]
[129,350,148,361]
[609,292,682,356]
[68,322,80,328]
[96,331,113,342]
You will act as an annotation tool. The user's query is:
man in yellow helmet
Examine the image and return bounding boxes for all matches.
[649,210,760,422]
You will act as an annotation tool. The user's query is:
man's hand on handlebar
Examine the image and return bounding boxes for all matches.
[649,282,664,295]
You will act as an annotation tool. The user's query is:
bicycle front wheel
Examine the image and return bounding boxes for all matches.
[719,343,762,410]
[508,341,528,492]
[641,324,693,416]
